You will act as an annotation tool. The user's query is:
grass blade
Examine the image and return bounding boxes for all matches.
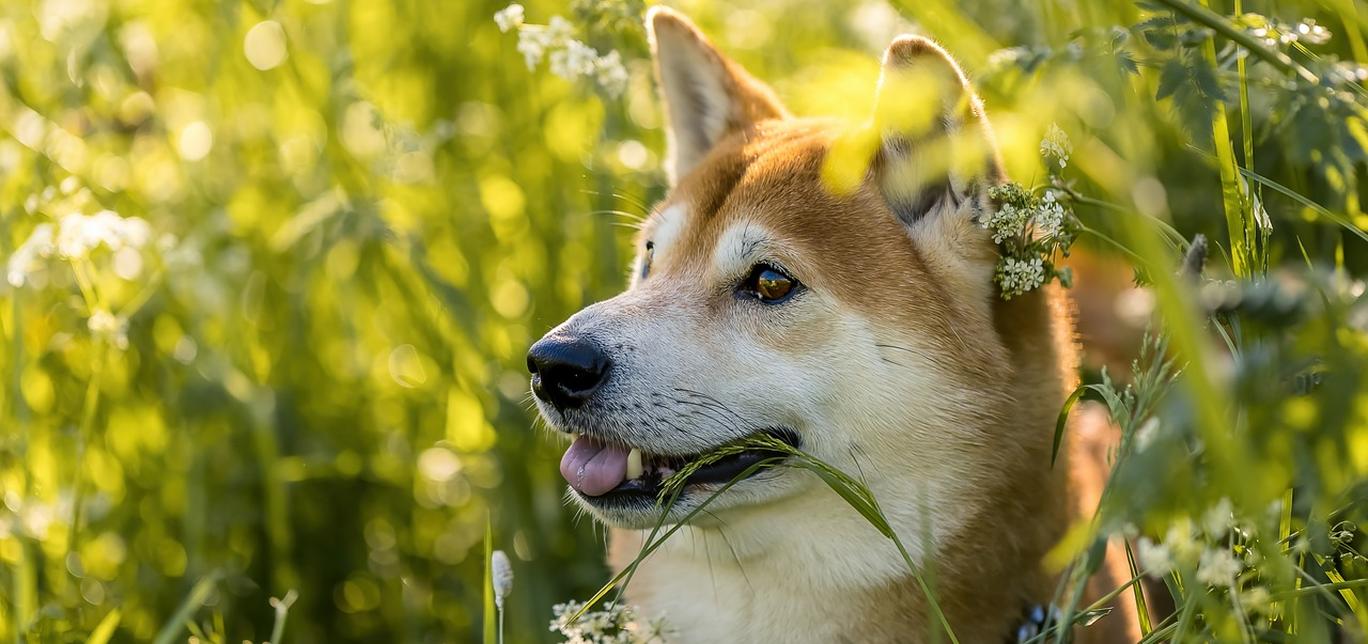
[570,457,788,624]
[84,609,120,644]
[1238,168,1368,244]
[1124,541,1153,636]
[644,435,960,643]
[152,571,221,644]
[1052,385,1087,469]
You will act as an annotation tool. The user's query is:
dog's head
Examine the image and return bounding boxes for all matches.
[530,8,1015,530]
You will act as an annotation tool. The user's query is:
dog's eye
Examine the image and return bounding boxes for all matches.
[640,241,654,279]
[741,264,799,303]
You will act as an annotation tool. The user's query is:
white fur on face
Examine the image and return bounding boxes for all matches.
[633,203,687,287]
[710,220,775,279]
[653,204,688,257]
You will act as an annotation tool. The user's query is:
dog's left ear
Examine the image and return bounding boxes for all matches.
[647,7,790,185]
[870,36,1002,267]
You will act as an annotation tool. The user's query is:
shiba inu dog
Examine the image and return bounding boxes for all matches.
[528,8,1136,643]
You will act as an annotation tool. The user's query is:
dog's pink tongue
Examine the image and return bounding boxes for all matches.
[560,436,628,496]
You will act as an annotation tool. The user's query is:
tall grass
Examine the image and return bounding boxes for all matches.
[2,0,1366,641]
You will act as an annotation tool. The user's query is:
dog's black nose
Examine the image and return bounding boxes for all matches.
[527,335,610,411]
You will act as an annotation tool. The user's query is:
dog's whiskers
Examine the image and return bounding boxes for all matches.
[579,188,652,219]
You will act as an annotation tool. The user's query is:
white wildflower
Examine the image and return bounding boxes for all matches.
[986,46,1029,69]
[492,550,513,608]
[1196,547,1241,586]
[493,4,525,33]
[1248,26,1278,48]
[1296,19,1330,45]
[1040,123,1071,170]
[550,39,599,80]
[493,549,513,644]
[550,600,664,644]
[1164,520,1201,564]
[1035,190,1066,238]
[595,50,629,97]
[517,29,550,69]
[87,308,129,350]
[501,11,631,98]
[546,16,574,42]
[1329,63,1368,86]
[1243,586,1273,614]
[1201,497,1234,539]
[985,202,1029,244]
[1136,537,1173,576]
[996,256,1045,298]
[7,223,56,287]
[55,210,151,259]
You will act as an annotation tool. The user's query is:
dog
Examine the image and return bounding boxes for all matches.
[528,8,1138,643]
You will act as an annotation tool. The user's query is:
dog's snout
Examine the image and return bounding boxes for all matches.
[527,335,610,411]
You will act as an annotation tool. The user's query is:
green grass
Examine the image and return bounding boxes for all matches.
[2,0,1367,641]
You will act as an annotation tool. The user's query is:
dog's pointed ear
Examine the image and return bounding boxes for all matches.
[871,36,1002,236]
[647,7,789,184]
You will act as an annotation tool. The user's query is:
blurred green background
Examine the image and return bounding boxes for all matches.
[1,0,1365,642]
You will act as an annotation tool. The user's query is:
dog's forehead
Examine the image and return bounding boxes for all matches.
[643,120,916,279]
[645,123,824,256]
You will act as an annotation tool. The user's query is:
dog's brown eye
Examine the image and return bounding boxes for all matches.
[742,264,799,303]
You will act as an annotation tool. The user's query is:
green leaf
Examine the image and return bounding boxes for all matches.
[1052,385,1088,469]
[1156,59,1187,101]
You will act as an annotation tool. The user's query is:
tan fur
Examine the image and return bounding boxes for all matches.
[537,8,1141,642]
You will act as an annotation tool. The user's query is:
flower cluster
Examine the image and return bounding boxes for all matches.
[997,257,1046,297]
[550,601,669,644]
[1239,13,1331,48]
[6,207,161,351]
[87,308,130,350]
[495,4,630,97]
[1135,498,1270,590]
[984,182,1078,299]
[1039,123,1072,170]
[7,210,151,287]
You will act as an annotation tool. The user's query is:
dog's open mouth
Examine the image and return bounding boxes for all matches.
[559,428,800,502]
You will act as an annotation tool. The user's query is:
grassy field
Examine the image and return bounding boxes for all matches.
[2,0,1367,642]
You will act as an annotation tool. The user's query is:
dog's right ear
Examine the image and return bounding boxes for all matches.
[647,7,789,185]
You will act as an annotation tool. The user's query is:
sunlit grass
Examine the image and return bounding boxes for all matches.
[2,0,1366,641]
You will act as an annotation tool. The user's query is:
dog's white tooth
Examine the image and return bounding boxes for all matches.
[626,448,643,480]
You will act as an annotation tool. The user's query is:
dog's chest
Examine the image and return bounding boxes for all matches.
[611,522,927,644]
[625,554,852,643]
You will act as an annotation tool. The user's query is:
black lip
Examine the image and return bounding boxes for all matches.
[580,428,801,506]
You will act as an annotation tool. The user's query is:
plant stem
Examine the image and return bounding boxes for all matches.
[1148,0,1319,83]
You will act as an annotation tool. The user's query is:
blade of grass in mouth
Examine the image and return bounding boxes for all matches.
[657,433,796,504]
[569,433,960,644]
